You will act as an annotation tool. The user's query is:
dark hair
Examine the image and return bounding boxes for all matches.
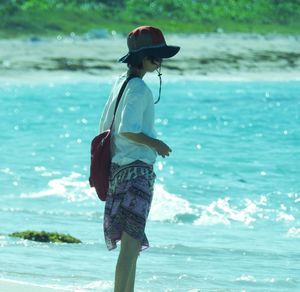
[126,52,163,104]
[126,52,144,69]
[126,54,162,70]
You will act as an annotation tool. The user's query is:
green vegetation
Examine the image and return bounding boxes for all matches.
[0,0,299,38]
[10,230,82,243]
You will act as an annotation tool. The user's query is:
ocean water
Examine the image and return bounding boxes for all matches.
[0,76,299,292]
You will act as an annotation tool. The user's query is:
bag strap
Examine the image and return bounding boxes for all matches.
[110,75,137,129]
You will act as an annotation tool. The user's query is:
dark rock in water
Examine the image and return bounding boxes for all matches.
[30,36,41,42]
[9,230,81,244]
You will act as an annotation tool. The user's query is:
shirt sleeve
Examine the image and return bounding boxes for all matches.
[117,82,147,134]
[99,77,121,133]
[99,93,112,133]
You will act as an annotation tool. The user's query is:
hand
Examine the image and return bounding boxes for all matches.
[120,132,172,158]
[154,139,172,158]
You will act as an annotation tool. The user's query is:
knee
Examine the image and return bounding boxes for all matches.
[120,245,139,262]
[120,232,141,256]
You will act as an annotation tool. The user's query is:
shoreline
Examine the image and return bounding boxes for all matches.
[1,70,300,84]
[0,279,68,292]
[0,33,300,81]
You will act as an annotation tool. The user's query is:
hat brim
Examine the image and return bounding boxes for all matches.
[119,45,180,63]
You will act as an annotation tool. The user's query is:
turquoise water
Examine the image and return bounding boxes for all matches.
[0,77,299,291]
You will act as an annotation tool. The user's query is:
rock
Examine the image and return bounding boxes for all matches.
[30,36,41,42]
[9,230,81,243]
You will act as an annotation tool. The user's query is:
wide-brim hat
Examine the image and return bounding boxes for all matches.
[119,26,180,63]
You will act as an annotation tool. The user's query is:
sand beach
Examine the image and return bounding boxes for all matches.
[0,33,299,81]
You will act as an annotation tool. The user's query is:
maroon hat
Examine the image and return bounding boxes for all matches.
[119,26,180,63]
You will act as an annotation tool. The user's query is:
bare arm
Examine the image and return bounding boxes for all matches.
[121,132,172,158]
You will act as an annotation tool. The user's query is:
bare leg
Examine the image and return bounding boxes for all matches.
[114,232,141,292]
[125,259,137,292]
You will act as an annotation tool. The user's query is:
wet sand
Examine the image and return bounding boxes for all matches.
[0,33,300,80]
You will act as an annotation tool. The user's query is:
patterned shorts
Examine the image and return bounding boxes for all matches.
[103,160,156,251]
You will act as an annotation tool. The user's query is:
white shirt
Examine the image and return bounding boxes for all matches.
[99,73,157,165]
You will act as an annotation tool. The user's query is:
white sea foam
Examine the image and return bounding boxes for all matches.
[1,167,14,175]
[19,173,194,221]
[18,172,297,228]
[149,184,194,222]
[33,166,61,177]
[20,172,96,202]
[65,280,113,291]
[287,227,300,238]
[19,172,195,222]
[194,197,257,226]
[276,212,295,222]
[236,274,257,282]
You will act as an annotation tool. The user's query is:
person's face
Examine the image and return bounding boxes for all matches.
[143,56,162,72]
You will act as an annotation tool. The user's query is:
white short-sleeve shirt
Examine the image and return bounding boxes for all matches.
[99,73,157,165]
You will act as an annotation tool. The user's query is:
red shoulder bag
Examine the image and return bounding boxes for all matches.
[89,76,135,201]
